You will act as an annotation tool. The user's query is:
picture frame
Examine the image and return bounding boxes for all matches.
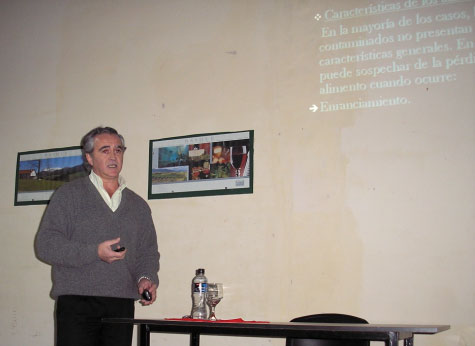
[14,146,88,206]
[149,130,254,199]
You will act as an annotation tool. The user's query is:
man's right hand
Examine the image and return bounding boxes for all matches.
[98,237,126,263]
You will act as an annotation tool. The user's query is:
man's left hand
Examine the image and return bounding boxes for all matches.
[138,278,157,306]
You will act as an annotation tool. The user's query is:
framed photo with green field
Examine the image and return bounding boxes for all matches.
[149,130,253,199]
[14,146,88,206]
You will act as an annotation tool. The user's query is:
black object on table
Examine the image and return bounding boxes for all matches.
[102,318,449,346]
[287,313,369,346]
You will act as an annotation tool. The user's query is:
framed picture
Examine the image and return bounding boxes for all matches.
[14,146,88,206]
[149,130,253,199]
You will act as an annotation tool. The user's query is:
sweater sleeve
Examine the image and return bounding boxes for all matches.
[134,203,160,286]
[35,185,99,268]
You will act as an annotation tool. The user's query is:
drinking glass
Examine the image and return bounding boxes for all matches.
[206,283,223,321]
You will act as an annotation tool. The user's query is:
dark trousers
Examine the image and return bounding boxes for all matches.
[56,295,135,346]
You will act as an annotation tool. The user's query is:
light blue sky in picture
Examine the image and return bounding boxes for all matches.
[157,146,189,168]
[19,156,84,172]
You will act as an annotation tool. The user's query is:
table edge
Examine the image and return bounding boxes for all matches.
[102,318,450,334]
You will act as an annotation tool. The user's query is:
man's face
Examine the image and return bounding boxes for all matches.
[85,133,125,182]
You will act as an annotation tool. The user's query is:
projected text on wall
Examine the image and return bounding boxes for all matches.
[314,0,474,112]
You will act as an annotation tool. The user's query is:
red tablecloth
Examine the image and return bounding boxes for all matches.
[165,318,269,323]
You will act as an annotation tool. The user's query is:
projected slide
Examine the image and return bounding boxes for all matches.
[312,0,474,112]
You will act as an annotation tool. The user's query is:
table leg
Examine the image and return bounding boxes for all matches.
[138,324,150,346]
[385,331,399,346]
[404,337,414,346]
[190,332,200,346]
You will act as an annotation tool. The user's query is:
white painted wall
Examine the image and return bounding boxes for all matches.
[0,1,473,345]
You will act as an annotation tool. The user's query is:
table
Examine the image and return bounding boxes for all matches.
[102,318,449,346]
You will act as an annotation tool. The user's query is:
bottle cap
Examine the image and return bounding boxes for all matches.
[196,268,205,275]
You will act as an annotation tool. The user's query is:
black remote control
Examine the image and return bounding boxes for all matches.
[142,289,152,301]
[114,246,125,252]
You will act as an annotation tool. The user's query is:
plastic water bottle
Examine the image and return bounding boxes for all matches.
[191,268,208,319]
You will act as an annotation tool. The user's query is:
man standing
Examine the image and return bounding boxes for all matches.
[36,126,160,346]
